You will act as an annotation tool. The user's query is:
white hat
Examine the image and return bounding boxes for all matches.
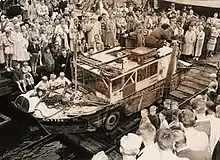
[91,151,108,160]
[120,133,142,154]
[60,72,65,77]
[42,76,48,81]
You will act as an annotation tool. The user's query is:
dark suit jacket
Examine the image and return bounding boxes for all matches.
[177,148,211,160]
[212,140,220,160]
[27,43,41,54]
[126,20,142,39]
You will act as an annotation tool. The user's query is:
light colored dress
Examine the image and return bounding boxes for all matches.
[85,21,102,48]
[12,31,25,61]
[208,28,218,51]
[22,37,30,61]
[182,30,196,55]
[105,19,117,47]
[54,24,69,49]
[195,30,205,57]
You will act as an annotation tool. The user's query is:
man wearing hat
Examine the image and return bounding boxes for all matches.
[56,72,71,88]
[49,74,58,90]
[34,76,49,96]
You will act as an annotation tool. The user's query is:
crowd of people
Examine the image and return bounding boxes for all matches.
[92,72,220,160]
[0,0,218,92]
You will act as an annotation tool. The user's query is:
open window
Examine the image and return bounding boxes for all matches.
[137,62,158,82]
[80,70,110,98]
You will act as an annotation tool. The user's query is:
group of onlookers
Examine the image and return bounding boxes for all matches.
[92,72,220,160]
[0,0,219,92]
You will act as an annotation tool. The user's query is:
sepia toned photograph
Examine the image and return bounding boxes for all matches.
[0,0,219,159]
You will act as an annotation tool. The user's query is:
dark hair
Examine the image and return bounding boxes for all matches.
[77,24,83,31]
[127,12,134,17]
[44,47,50,52]
[88,47,94,50]
[98,16,102,21]
[206,101,216,113]
[161,23,170,30]
[156,128,174,150]
[173,130,187,149]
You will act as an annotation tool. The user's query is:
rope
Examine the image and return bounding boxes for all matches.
[34,104,70,119]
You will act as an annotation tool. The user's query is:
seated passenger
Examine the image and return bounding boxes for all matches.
[34,76,49,96]
[49,74,58,90]
[145,23,172,49]
[12,63,25,93]
[22,62,34,92]
[56,72,71,88]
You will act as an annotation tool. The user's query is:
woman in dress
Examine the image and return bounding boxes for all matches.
[12,24,25,63]
[22,32,30,62]
[194,25,205,61]
[182,25,196,58]
[54,18,69,49]
[105,13,117,48]
[208,26,219,57]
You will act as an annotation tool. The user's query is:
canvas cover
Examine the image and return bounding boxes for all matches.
[164,0,220,8]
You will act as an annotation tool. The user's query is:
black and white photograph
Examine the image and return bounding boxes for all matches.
[0,0,220,159]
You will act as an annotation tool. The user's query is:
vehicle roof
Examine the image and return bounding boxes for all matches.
[77,46,173,80]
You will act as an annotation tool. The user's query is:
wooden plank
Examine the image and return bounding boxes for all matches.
[170,90,191,100]
[183,76,209,86]
[177,85,196,95]
[181,81,206,91]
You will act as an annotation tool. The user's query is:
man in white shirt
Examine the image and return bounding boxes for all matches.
[56,72,71,88]
[34,76,49,96]
[156,128,189,160]
[173,129,211,160]
[137,122,160,160]
[179,109,209,152]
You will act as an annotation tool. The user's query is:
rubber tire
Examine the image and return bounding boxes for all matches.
[103,111,121,131]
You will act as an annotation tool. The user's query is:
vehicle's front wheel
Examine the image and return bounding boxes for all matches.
[103,111,121,131]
